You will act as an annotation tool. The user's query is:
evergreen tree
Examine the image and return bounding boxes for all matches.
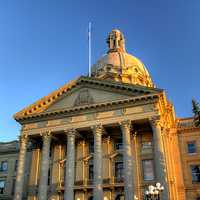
[192,99,200,127]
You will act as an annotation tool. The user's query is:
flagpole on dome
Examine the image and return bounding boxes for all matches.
[88,22,92,77]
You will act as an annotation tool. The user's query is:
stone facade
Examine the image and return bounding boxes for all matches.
[11,76,186,200]
[0,141,18,200]
[0,29,199,200]
[1,118,200,200]
[0,141,31,200]
[177,118,200,200]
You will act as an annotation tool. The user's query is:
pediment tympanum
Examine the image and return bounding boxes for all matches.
[14,76,162,121]
[45,87,134,112]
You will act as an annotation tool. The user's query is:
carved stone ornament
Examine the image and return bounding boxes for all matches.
[149,116,161,127]
[40,130,51,142]
[92,124,103,135]
[119,120,132,131]
[74,89,94,106]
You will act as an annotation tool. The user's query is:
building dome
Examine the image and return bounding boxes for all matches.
[91,29,154,87]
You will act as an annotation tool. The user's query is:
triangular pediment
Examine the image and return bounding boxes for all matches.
[45,86,134,112]
[14,76,162,121]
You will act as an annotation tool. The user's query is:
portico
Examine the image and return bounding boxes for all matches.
[14,109,169,200]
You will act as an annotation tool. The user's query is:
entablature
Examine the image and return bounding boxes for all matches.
[21,107,159,136]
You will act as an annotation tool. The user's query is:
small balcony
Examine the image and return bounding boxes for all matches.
[56,177,124,191]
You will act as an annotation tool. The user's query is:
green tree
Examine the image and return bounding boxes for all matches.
[192,99,200,127]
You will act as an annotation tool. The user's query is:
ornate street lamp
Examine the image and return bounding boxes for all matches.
[144,182,164,200]
[134,195,139,200]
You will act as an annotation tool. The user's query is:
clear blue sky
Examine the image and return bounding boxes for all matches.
[1,0,200,142]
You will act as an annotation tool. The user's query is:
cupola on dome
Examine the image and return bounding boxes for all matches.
[91,29,154,87]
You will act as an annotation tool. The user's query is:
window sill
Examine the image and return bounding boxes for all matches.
[188,153,197,155]
[0,171,7,173]
[192,181,200,184]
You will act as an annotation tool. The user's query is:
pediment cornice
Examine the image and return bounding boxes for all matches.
[16,94,159,123]
[14,76,162,122]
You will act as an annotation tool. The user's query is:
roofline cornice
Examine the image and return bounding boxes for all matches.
[14,76,163,121]
[15,93,159,123]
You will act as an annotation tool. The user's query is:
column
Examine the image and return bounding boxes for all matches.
[120,120,135,200]
[132,132,141,200]
[14,134,28,200]
[38,131,51,200]
[51,144,63,200]
[150,117,169,200]
[93,124,103,200]
[64,129,76,200]
[27,143,40,200]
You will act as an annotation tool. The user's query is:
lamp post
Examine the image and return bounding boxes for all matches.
[144,182,164,200]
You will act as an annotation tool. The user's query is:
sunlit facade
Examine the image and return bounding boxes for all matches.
[1,30,200,200]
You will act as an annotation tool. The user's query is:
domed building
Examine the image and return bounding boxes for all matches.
[91,29,153,87]
[3,29,198,200]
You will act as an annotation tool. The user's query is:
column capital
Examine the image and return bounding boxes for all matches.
[149,116,162,127]
[91,124,104,135]
[40,130,51,142]
[119,119,132,130]
[64,128,76,138]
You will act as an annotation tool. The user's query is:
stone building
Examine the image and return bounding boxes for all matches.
[177,118,200,199]
[0,29,199,200]
[0,141,18,200]
[0,141,31,200]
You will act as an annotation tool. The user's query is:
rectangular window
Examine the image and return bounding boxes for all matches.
[11,179,15,195]
[89,164,94,181]
[191,165,200,182]
[188,142,196,154]
[142,160,154,181]
[115,138,123,150]
[0,180,5,194]
[14,160,18,171]
[0,161,8,172]
[115,162,124,182]
[89,141,94,154]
